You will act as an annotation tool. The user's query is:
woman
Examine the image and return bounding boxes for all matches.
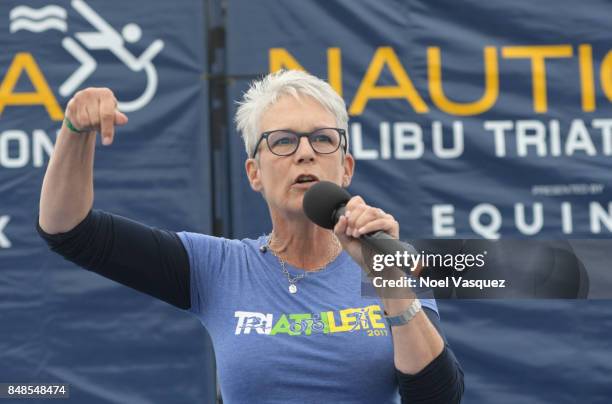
[38,70,463,403]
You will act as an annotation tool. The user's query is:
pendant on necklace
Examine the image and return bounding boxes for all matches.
[289,284,298,294]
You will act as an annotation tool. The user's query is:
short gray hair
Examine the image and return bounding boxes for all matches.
[235,70,349,157]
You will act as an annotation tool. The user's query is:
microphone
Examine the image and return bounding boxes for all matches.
[303,181,412,256]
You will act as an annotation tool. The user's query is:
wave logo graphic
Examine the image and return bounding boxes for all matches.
[9,5,67,33]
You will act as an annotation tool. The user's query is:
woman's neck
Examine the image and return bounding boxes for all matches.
[268,210,340,271]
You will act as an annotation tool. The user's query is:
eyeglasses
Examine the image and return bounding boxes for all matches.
[252,127,347,158]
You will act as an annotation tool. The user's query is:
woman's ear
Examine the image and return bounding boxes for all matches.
[245,158,263,192]
[342,152,355,187]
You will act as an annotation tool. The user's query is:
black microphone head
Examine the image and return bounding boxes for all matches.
[303,181,351,229]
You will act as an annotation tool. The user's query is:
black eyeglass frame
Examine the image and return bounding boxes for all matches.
[251,127,348,158]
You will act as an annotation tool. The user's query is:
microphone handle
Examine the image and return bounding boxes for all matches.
[333,206,412,256]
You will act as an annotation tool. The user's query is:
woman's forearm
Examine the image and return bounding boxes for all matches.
[38,88,128,234]
[38,125,96,234]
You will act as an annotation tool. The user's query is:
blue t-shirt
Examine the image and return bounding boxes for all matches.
[177,232,439,404]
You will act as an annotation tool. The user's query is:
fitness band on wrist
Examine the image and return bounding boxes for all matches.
[64,117,87,134]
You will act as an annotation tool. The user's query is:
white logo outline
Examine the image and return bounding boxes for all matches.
[9,0,165,112]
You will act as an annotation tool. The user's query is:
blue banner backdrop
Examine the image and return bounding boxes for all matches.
[0,1,215,403]
[225,1,612,403]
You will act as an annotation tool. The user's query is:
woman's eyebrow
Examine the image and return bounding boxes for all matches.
[273,126,333,133]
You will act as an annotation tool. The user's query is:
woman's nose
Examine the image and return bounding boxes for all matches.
[294,136,315,161]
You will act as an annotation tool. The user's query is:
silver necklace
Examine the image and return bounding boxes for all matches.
[265,233,341,294]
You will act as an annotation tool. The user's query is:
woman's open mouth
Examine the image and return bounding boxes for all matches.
[292,174,319,188]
